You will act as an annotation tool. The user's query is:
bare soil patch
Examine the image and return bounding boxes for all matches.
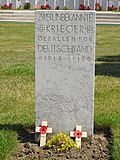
[14,133,110,160]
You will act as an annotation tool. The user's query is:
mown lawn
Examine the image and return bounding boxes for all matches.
[0,23,120,160]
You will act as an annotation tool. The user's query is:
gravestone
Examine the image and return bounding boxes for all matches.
[89,0,95,9]
[102,0,108,10]
[85,0,89,7]
[37,0,44,6]
[118,1,120,8]
[11,0,18,9]
[65,0,70,9]
[99,0,102,6]
[75,0,80,10]
[109,0,112,7]
[65,0,74,10]
[47,0,54,9]
[56,0,59,8]
[35,10,96,136]
[59,0,64,9]
[29,0,35,9]
[21,0,26,9]
[1,0,9,6]
[69,0,75,10]
[18,0,21,8]
[114,1,118,8]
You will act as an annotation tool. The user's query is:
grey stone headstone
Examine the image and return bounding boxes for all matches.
[89,0,95,10]
[47,0,54,9]
[102,0,108,10]
[111,1,114,6]
[65,0,74,10]
[35,10,96,136]
[1,0,9,6]
[11,0,18,9]
[55,0,59,8]
[118,1,120,8]
[29,0,35,9]
[21,0,26,9]
[69,0,75,10]
[85,0,88,7]
[99,0,102,6]
[114,1,118,8]
[17,0,20,8]
[59,0,64,9]
[75,0,80,10]
[109,0,112,7]
[65,0,70,8]
[37,0,44,6]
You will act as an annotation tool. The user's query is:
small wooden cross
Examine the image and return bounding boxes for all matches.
[36,121,52,147]
[70,125,87,148]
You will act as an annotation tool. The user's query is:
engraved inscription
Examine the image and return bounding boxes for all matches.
[36,12,95,63]
[38,13,94,22]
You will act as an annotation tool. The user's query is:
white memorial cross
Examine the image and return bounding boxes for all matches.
[36,121,52,147]
[70,125,87,148]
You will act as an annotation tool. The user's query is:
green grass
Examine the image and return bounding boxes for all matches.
[0,23,120,160]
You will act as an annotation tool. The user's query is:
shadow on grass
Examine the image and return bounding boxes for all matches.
[94,125,114,160]
[0,124,35,144]
[95,55,120,77]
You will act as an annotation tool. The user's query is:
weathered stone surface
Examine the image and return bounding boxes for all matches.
[89,0,95,10]
[21,0,26,9]
[114,1,119,8]
[11,0,18,9]
[65,0,74,10]
[59,0,64,9]
[1,0,9,6]
[35,10,96,136]
[102,0,108,10]
[47,0,54,9]
[74,0,80,9]
[29,0,35,9]
[37,0,44,6]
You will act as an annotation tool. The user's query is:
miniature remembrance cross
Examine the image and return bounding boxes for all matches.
[36,121,52,147]
[70,125,87,148]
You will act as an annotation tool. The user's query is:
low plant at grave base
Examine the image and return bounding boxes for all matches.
[95,2,102,11]
[24,2,30,9]
[47,133,78,151]
[64,6,69,10]
[1,3,12,9]
[108,5,118,11]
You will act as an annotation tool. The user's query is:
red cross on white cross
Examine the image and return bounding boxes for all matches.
[36,121,52,147]
[70,125,87,148]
